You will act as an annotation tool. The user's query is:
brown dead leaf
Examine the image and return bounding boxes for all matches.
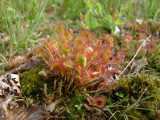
[131,58,148,73]
[0,55,41,81]
[10,79,22,96]
[45,100,59,112]
[9,56,25,70]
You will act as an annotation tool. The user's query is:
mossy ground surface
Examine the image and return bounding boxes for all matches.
[105,74,160,120]
[20,65,160,119]
[20,65,46,99]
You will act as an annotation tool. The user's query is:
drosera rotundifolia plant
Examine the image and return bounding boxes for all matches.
[19,21,160,119]
[34,23,125,106]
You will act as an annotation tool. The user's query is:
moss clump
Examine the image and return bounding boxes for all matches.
[60,90,86,120]
[147,55,160,73]
[20,65,46,99]
[109,74,160,119]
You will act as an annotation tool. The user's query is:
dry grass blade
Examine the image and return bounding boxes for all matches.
[113,35,151,84]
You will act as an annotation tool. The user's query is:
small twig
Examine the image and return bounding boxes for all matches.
[112,35,151,84]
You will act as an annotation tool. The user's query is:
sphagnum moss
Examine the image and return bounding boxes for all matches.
[106,74,160,119]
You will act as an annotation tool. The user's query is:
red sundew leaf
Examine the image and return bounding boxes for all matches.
[75,36,86,47]
[80,29,90,39]
[113,52,124,64]
[60,43,71,55]
[151,24,160,35]
[41,40,55,62]
[43,49,50,58]
[91,50,98,61]
[50,62,60,70]
[108,36,114,47]
[84,47,93,58]
[35,46,43,57]
[42,40,54,56]
[60,30,73,43]
[50,39,58,48]
[84,69,99,82]
[102,47,112,62]
[94,97,105,108]
[75,42,89,56]
[75,65,82,75]
[138,33,148,40]
[97,64,102,73]
[80,29,97,44]
[135,21,148,33]
[104,54,110,62]
[53,23,65,35]
[42,39,50,48]
[87,97,106,108]
[124,35,133,49]
[76,54,87,67]
[49,39,62,58]
[35,45,51,65]
[97,40,102,48]
[88,32,97,44]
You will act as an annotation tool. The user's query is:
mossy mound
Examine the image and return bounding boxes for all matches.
[105,74,160,120]
[20,65,160,119]
[147,55,160,73]
[20,65,78,101]
[59,90,86,120]
[20,65,47,99]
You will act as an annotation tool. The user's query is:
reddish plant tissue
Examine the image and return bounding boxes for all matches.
[35,23,123,92]
[87,96,105,108]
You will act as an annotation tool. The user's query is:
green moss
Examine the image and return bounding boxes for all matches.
[20,65,46,99]
[125,109,147,120]
[147,55,160,73]
[61,90,86,120]
[112,74,160,119]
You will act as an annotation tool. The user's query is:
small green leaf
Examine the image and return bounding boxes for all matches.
[115,92,119,96]
[119,93,124,98]
[53,23,65,35]
[61,44,68,53]
[50,62,59,69]
[36,47,43,57]
[75,104,83,110]
[76,55,87,67]
[76,37,85,46]
[39,70,47,77]
[51,39,58,48]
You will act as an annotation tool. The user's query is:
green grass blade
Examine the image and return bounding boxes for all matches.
[29,0,49,33]
[122,92,160,114]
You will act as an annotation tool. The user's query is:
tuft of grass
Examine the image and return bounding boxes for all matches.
[0,0,49,56]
